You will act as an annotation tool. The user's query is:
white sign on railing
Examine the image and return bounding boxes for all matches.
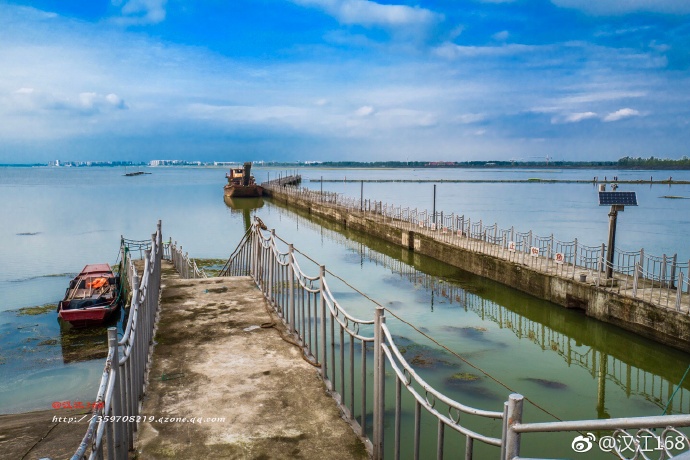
[508,241,516,252]
[555,253,565,264]
[530,247,540,257]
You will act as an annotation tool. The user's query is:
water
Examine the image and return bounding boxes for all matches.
[1,165,689,458]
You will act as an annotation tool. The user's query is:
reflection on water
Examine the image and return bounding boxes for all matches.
[223,196,264,231]
[58,307,127,364]
[267,198,690,421]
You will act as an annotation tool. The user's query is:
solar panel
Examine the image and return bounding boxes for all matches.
[599,191,638,206]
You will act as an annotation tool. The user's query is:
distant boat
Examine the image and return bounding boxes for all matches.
[224,162,263,198]
[57,264,122,327]
[124,166,151,176]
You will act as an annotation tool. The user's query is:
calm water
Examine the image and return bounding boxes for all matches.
[1,166,689,458]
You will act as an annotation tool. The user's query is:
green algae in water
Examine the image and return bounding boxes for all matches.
[397,341,460,370]
[16,304,57,316]
[448,372,481,382]
[522,377,568,390]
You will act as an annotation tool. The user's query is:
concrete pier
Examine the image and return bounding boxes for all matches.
[135,262,368,459]
[264,186,690,352]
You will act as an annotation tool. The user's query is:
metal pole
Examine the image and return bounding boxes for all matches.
[433,184,436,224]
[503,394,524,460]
[360,181,364,211]
[288,244,295,335]
[606,206,619,279]
[373,306,385,459]
[321,176,323,202]
[319,265,327,380]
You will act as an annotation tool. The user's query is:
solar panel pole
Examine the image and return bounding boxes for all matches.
[606,204,624,279]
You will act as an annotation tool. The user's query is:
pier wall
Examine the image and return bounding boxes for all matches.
[264,187,690,352]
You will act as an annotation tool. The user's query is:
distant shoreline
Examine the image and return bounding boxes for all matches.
[310,178,690,185]
[2,161,690,171]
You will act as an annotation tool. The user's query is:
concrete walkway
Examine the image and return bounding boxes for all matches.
[135,264,368,459]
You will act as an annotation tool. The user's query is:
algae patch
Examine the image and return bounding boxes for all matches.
[16,304,57,316]
[448,372,481,382]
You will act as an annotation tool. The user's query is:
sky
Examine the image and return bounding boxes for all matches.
[1,0,689,163]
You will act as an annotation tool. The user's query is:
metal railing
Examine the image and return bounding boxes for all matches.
[262,182,690,314]
[249,223,376,442]
[72,222,163,459]
[222,219,690,459]
[169,240,207,279]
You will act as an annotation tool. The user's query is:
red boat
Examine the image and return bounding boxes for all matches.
[57,264,122,327]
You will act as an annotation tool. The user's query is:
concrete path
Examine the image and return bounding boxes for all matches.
[135,266,368,459]
[0,407,90,460]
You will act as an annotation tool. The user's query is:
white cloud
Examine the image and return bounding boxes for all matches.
[433,42,538,59]
[111,0,167,25]
[492,30,509,42]
[355,105,375,116]
[550,0,690,15]
[7,88,127,115]
[291,0,441,30]
[603,108,641,122]
[454,113,486,124]
[551,111,598,124]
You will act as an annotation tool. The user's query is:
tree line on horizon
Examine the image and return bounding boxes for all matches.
[299,156,690,169]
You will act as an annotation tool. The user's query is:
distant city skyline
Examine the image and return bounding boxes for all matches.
[1,0,689,163]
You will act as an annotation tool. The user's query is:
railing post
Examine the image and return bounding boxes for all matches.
[633,263,639,297]
[676,271,683,311]
[573,238,578,279]
[107,327,124,459]
[373,306,385,459]
[288,244,295,335]
[269,230,276,303]
[319,265,327,380]
[671,253,678,289]
[502,393,524,460]
[662,254,668,288]
[127,272,140,448]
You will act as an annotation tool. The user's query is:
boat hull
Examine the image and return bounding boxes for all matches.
[57,263,121,328]
[223,184,264,198]
[58,305,118,327]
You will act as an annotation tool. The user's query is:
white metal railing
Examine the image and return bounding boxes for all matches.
[262,182,689,314]
[169,240,207,279]
[72,221,163,459]
[223,220,690,459]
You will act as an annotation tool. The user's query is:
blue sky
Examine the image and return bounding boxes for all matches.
[1,0,689,163]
